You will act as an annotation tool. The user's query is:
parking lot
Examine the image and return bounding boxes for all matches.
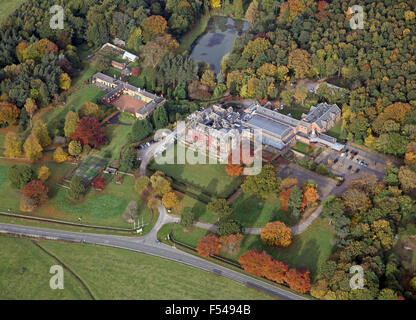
[316,146,387,180]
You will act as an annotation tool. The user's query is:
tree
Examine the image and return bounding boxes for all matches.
[265,259,289,284]
[64,111,79,138]
[123,201,138,223]
[180,207,194,228]
[285,269,311,294]
[24,98,37,127]
[196,234,220,257]
[280,90,294,106]
[233,0,244,18]
[20,196,37,212]
[219,233,243,253]
[68,141,82,157]
[238,250,272,277]
[70,117,105,147]
[22,180,49,207]
[120,146,138,171]
[242,38,270,60]
[207,199,233,219]
[201,69,216,91]
[150,171,172,196]
[245,0,259,25]
[210,0,221,9]
[404,142,416,171]
[78,102,104,121]
[241,164,279,199]
[37,166,50,182]
[59,73,71,90]
[131,119,153,142]
[32,119,51,148]
[287,186,303,219]
[141,15,168,42]
[377,289,398,300]
[342,189,372,213]
[294,84,308,105]
[0,102,20,126]
[301,186,319,211]
[141,34,179,68]
[92,177,106,191]
[4,132,22,158]
[260,221,292,248]
[23,134,43,161]
[68,175,85,200]
[398,166,416,194]
[162,191,179,209]
[91,54,110,72]
[8,165,33,189]
[53,147,68,163]
[152,105,169,129]
[135,176,150,193]
[217,219,245,237]
[288,49,311,79]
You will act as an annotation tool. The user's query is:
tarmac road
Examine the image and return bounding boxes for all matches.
[0,223,307,301]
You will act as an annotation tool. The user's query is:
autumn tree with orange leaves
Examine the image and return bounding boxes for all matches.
[265,259,289,284]
[196,234,221,257]
[301,186,319,211]
[261,221,292,248]
[238,250,272,277]
[285,269,311,294]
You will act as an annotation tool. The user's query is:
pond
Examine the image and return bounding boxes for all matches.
[190,16,250,74]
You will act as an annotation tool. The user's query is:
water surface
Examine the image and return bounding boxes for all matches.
[190,16,250,74]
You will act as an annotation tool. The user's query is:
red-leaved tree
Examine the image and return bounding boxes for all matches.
[264,259,289,284]
[22,180,49,206]
[70,117,105,147]
[92,177,106,191]
[238,250,272,277]
[196,234,220,257]
[285,269,311,294]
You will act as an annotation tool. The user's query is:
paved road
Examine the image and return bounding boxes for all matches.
[0,223,307,300]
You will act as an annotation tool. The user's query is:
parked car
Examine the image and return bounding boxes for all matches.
[334,158,339,164]
[350,155,354,160]
[348,165,352,170]
[355,168,360,173]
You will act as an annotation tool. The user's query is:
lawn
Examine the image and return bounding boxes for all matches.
[0,159,149,228]
[150,145,243,199]
[0,235,273,300]
[231,193,295,228]
[0,236,89,299]
[164,219,335,282]
[326,121,342,140]
[0,0,26,22]
[99,124,132,162]
[292,141,313,155]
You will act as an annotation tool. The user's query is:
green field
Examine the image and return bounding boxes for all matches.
[0,235,273,300]
[292,141,313,155]
[0,0,26,22]
[162,219,335,281]
[99,124,132,162]
[231,193,295,227]
[326,121,342,140]
[0,159,150,228]
[150,146,243,199]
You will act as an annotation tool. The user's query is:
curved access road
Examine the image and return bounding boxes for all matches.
[0,223,307,301]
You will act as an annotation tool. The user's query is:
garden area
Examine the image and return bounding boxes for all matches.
[0,159,151,228]
[149,146,243,200]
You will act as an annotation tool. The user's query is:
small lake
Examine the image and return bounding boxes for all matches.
[190,16,250,74]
